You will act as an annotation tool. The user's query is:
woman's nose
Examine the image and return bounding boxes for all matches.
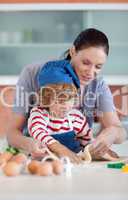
[85,64,95,74]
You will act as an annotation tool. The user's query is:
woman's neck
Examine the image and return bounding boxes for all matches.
[80,84,85,96]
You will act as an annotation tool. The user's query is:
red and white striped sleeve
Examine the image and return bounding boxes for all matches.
[28,107,57,146]
[69,109,92,145]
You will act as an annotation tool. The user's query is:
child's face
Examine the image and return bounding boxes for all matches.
[49,94,76,118]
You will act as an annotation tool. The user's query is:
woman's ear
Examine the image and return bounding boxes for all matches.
[69,46,76,58]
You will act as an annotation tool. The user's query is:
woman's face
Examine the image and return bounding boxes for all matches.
[70,46,107,85]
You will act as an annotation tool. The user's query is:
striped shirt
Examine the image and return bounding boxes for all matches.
[28,107,92,147]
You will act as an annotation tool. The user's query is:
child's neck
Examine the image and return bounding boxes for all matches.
[49,110,63,119]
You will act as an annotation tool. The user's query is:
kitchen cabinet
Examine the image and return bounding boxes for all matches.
[0,3,128,76]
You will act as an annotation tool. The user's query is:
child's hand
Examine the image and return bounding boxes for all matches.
[48,142,82,164]
[31,149,47,160]
[75,129,92,148]
[75,135,90,147]
[30,141,47,159]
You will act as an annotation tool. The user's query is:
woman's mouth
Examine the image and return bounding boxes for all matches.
[81,75,92,81]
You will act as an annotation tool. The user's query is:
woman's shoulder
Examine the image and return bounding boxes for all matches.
[20,61,44,78]
[17,59,58,89]
[17,61,44,89]
[25,58,61,74]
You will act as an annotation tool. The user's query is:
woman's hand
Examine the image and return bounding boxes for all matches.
[48,142,82,164]
[90,126,117,157]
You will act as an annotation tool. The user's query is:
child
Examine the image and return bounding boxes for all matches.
[28,60,92,163]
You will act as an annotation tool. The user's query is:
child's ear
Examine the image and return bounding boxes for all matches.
[69,46,76,58]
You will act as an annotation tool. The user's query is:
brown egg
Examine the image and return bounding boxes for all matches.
[37,161,53,176]
[27,160,41,174]
[0,152,13,162]
[11,153,27,164]
[3,161,21,176]
[0,157,6,168]
[52,160,64,175]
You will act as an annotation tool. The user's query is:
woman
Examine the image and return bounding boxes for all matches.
[7,28,126,161]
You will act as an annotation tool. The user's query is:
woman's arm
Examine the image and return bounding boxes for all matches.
[91,111,127,157]
[99,111,127,143]
[91,79,127,156]
[7,112,45,157]
[116,108,128,118]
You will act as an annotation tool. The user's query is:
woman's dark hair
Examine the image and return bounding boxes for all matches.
[64,28,109,60]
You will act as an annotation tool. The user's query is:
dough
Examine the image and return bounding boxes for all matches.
[78,145,122,162]
[41,148,59,162]
[78,144,92,163]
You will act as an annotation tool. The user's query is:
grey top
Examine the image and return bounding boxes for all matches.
[13,60,115,129]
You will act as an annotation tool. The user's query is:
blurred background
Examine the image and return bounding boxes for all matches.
[0,2,128,145]
[0,3,128,199]
[0,10,128,75]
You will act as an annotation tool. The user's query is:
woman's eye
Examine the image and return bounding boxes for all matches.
[96,65,102,70]
[82,61,89,65]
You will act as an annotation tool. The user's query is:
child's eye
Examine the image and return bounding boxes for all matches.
[57,93,68,103]
[58,99,65,104]
[58,93,68,99]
